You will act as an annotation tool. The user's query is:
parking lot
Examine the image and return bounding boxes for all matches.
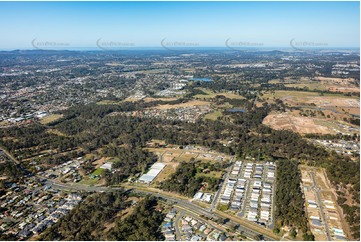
[217,160,276,228]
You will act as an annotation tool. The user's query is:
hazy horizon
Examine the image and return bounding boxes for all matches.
[0,46,360,52]
[0,1,359,50]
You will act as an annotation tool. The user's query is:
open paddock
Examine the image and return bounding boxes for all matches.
[203,110,223,121]
[40,114,63,124]
[302,96,359,108]
[268,77,359,93]
[142,97,179,103]
[194,88,245,100]
[262,90,359,108]
[96,100,123,105]
[151,100,210,110]
[152,162,179,184]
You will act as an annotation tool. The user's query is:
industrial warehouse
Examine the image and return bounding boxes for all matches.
[138,162,166,184]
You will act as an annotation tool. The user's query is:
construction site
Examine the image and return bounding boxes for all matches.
[300,166,348,241]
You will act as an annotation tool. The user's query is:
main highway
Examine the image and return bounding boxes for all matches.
[47,179,280,241]
[1,146,281,241]
[0,148,281,241]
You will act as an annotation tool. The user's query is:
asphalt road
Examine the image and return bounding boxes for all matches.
[310,171,332,241]
[45,178,279,241]
[0,147,280,241]
[173,212,183,240]
[238,179,251,218]
[210,156,234,212]
[0,147,20,164]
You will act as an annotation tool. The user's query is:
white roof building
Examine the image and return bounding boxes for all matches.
[100,162,112,170]
[138,162,166,184]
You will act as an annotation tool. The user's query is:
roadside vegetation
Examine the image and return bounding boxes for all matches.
[40,191,130,240]
[107,196,165,240]
[159,161,226,197]
[274,160,313,240]
[101,145,158,185]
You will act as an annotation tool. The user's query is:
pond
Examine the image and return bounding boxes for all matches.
[190,77,212,82]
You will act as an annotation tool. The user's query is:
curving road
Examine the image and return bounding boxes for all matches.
[0,146,280,241]
[46,179,279,241]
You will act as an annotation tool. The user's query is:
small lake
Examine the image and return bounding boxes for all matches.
[190,77,212,82]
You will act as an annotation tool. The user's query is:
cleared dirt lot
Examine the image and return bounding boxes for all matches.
[145,144,230,185]
[263,113,334,134]
[261,90,360,134]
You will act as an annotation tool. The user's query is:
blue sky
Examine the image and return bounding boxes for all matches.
[0,1,359,49]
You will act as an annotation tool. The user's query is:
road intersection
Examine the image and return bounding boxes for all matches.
[1,147,280,241]
[46,178,280,240]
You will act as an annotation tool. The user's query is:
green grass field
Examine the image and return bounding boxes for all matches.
[92,168,104,176]
[217,204,228,211]
[203,111,223,121]
[79,177,99,186]
[194,88,245,100]
[108,157,121,163]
